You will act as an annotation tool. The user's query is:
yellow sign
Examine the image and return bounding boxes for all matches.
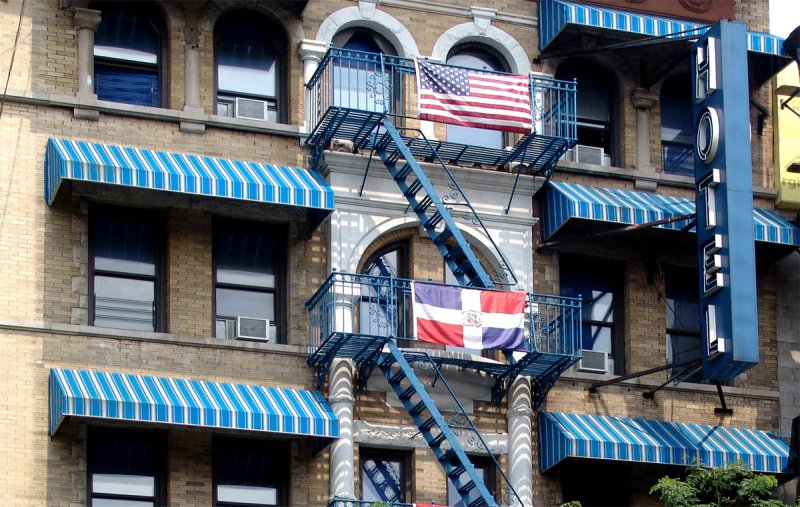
[774,62,800,209]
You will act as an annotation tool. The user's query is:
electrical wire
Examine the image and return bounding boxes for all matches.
[0,0,28,122]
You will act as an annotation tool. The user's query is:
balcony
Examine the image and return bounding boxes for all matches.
[305,48,577,178]
[306,272,582,407]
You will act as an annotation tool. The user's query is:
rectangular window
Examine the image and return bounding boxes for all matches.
[665,266,703,382]
[90,206,164,332]
[447,457,494,507]
[88,427,166,507]
[214,220,285,343]
[360,449,410,504]
[213,437,289,507]
[560,255,624,375]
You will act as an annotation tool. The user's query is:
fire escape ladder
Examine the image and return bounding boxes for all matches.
[373,117,516,289]
[380,340,520,507]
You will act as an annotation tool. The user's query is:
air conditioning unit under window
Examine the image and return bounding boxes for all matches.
[561,145,611,166]
[577,349,609,373]
[235,97,270,121]
[236,316,270,342]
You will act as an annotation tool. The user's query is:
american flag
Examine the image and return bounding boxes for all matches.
[415,58,533,134]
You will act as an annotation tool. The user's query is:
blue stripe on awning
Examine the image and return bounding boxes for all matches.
[49,368,339,438]
[539,412,793,474]
[538,0,789,58]
[542,181,800,247]
[44,138,335,212]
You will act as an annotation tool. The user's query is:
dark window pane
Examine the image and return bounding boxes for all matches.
[560,256,622,369]
[216,288,273,321]
[215,11,282,106]
[93,214,156,276]
[89,428,161,505]
[361,457,403,503]
[215,229,275,288]
[95,8,158,59]
[342,32,383,53]
[214,438,286,506]
[94,276,155,331]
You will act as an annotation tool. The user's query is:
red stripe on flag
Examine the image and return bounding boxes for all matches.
[480,291,526,314]
[419,113,531,133]
[416,319,464,347]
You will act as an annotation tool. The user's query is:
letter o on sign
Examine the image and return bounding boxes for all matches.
[696,107,720,164]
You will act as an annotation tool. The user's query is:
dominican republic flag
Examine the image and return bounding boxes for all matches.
[415,58,533,134]
[412,282,527,351]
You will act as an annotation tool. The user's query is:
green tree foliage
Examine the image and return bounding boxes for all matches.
[649,461,794,507]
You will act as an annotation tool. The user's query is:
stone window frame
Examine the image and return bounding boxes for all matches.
[358,447,412,504]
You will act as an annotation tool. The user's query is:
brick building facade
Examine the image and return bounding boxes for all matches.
[0,0,797,505]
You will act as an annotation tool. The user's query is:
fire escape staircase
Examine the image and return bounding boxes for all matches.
[372,118,499,288]
[304,49,582,507]
[380,340,519,507]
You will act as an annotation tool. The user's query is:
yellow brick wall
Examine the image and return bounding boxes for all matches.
[0,327,330,505]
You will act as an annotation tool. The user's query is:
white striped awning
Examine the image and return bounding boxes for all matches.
[537,0,791,86]
[539,412,793,474]
[44,138,334,227]
[49,368,339,439]
[542,181,800,247]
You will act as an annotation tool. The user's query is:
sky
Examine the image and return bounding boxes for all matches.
[770,0,798,38]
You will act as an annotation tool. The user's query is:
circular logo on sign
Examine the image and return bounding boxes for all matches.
[696,107,720,164]
[462,310,483,328]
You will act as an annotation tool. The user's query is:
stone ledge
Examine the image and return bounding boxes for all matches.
[0,318,308,357]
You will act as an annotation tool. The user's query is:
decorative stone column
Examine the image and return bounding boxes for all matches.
[299,39,329,133]
[631,87,659,171]
[180,42,206,134]
[507,377,533,507]
[328,358,356,500]
[73,8,101,120]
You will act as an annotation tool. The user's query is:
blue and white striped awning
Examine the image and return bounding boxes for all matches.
[542,181,800,247]
[539,412,793,474]
[44,138,334,217]
[538,0,788,59]
[49,368,339,438]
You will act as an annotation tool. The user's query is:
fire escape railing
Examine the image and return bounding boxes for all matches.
[305,48,577,178]
[306,272,582,359]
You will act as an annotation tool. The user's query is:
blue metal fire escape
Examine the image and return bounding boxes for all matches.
[305,47,580,507]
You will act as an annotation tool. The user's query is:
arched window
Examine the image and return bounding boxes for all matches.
[445,46,508,149]
[556,59,616,165]
[215,10,286,123]
[331,29,398,113]
[92,2,165,107]
[661,73,694,176]
[359,241,409,338]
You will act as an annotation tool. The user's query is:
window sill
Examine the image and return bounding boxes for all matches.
[0,317,308,356]
[4,89,304,138]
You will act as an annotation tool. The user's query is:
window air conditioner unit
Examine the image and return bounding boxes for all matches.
[577,349,609,373]
[573,144,611,166]
[235,97,269,121]
[236,316,270,342]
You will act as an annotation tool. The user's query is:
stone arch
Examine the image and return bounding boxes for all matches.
[345,216,509,286]
[199,1,304,46]
[316,4,419,58]
[431,23,530,74]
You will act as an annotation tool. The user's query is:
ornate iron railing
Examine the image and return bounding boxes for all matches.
[306,47,577,141]
[307,48,416,127]
[306,271,582,358]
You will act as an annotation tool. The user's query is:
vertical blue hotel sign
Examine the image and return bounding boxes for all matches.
[692,21,759,380]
